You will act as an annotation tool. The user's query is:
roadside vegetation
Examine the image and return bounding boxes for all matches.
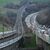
[24,34,36,48]
[0,24,9,32]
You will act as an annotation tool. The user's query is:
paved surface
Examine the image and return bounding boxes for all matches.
[14,1,29,34]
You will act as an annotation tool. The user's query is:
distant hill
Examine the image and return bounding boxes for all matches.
[36,8,50,28]
[0,0,23,7]
[0,0,50,6]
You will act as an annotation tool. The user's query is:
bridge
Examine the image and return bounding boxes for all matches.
[25,9,50,50]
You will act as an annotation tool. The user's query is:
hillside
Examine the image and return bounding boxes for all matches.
[0,0,23,7]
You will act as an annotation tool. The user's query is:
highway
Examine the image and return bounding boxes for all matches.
[0,1,29,49]
[25,12,38,28]
[25,10,50,44]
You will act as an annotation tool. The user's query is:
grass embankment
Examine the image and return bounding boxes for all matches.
[24,34,36,48]
[0,24,10,32]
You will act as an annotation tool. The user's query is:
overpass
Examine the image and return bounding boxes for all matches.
[25,9,50,50]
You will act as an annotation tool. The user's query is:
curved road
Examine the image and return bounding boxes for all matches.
[25,11,50,44]
[0,2,29,49]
